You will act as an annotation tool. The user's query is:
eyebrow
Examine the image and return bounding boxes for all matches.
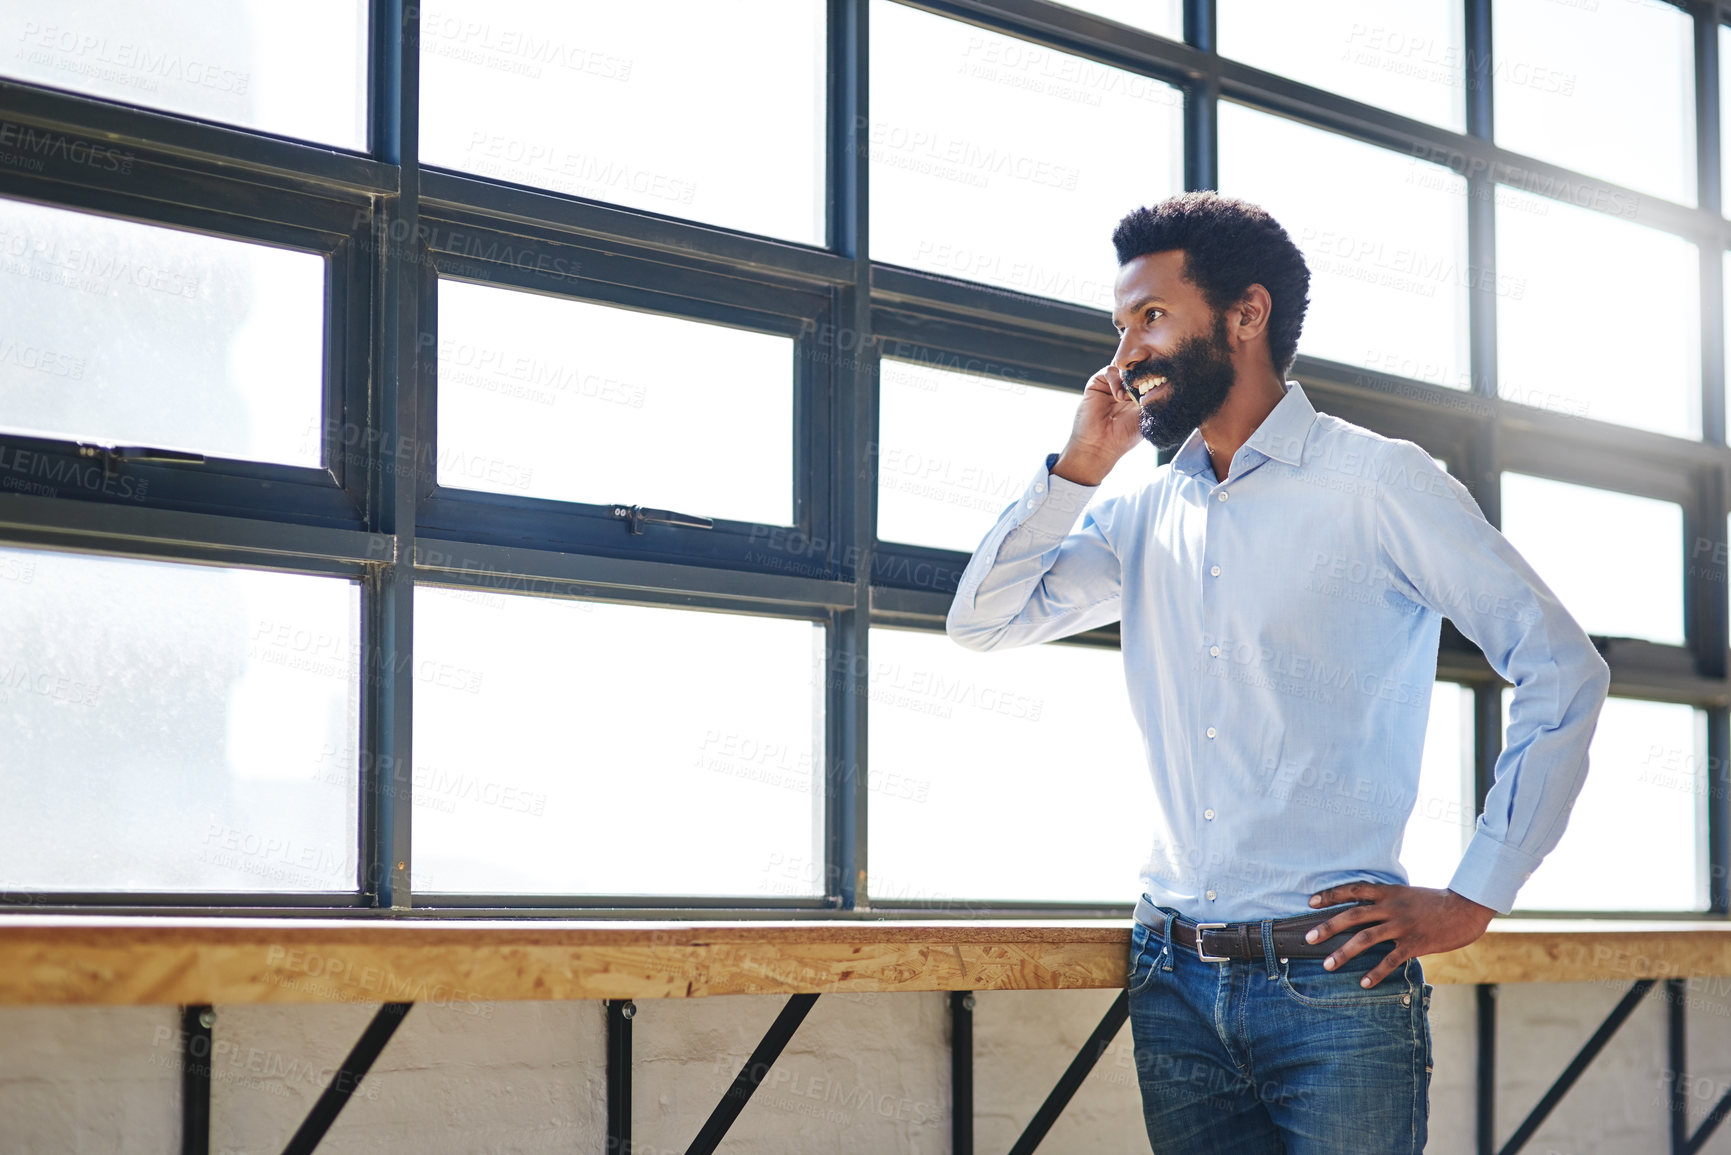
[1111,294,1167,330]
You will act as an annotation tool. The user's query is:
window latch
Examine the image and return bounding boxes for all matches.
[611,504,714,535]
[77,444,206,477]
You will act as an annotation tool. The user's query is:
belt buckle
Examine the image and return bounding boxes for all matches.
[1194,922,1230,963]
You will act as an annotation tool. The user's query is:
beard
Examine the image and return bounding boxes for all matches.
[1122,311,1237,451]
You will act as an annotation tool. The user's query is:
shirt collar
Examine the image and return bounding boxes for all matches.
[1171,379,1318,477]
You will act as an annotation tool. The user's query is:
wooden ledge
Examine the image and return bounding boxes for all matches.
[3,916,1730,1007]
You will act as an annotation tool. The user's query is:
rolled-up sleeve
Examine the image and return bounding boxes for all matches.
[946,453,1123,652]
[1373,439,1611,915]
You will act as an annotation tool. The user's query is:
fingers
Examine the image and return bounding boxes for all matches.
[1303,902,1381,947]
[1323,925,1397,978]
[1357,952,1406,989]
[1309,881,1378,909]
[1090,365,1131,404]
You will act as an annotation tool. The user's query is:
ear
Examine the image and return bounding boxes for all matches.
[1229,284,1273,346]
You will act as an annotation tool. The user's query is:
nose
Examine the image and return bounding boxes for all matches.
[1113,329,1147,378]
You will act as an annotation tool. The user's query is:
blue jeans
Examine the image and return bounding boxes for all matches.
[1127,904,1434,1153]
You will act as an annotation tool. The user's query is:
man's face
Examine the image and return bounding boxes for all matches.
[1109,250,1238,451]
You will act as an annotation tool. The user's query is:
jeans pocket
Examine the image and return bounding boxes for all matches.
[1277,946,1414,1008]
[1127,922,1164,995]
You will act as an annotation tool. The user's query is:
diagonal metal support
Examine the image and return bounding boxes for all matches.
[180,1005,212,1155]
[1662,975,1731,1155]
[1685,1082,1731,1155]
[1496,980,1654,1155]
[1006,989,1130,1155]
[279,1002,413,1155]
[685,993,818,1155]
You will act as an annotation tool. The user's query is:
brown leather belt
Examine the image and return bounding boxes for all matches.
[1144,905,1378,961]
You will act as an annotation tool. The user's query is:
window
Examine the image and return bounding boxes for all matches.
[1,1,1719,922]
[1499,473,1683,646]
[436,278,795,524]
[1054,1,1182,40]
[1496,188,1699,439]
[413,589,824,898]
[1510,694,1707,912]
[875,356,1156,553]
[1399,683,1476,890]
[0,196,326,466]
[1218,103,1470,384]
[420,1,827,244]
[1219,0,1466,131]
[0,547,359,894]
[0,0,369,150]
[866,627,1152,904]
[1494,0,1694,205]
[868,0,1182,309]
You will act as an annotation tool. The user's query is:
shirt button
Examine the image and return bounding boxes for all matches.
[1217,491,1229,502]
[1204,808,1215,820]
[1209,645,1220,657]
[1034,483,1045,492]
[1206,726,1217,739]
[1210,565,1221,577]
[1205,889,1217,901]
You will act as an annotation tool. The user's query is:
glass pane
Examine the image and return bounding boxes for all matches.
[1053,0,1182,39]
[1218,104,1470,385]
[0,197,326,468]
[1500,472,1683,646]
[1497,187,1698,438]
[413,588,824,897]
[1399,683,1475,889]
[420,1,826,245]
[1510,695,1705,912]
[1723,24,1731,217]
[0,0,368,150]
[0,547,360,892]
[436,279,793,524]
[869,0,1182,311]
[867,627,1154,904]
[1219,0,1465,130]
[1494,0,1695,205]
[876,357,1157,552]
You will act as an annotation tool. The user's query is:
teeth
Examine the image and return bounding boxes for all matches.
[1135,376,1167,397]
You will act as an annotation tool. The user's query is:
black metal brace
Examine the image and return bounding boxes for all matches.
[951,991,974,1155]
[279,1002,413,1155]
[607,999,635,1153]
[1493,980,1655,1155]
[181,1005,212,1155]
[1007,990,1131,1155]
[684,993,818,1155]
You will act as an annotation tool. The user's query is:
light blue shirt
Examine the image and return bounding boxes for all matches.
[946,380,1610,921]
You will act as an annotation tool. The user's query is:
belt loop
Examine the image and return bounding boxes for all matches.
[1260,918,1277,980]
[1160,911,1177,971]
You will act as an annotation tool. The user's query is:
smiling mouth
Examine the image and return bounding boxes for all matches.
[1132,375,1169,400]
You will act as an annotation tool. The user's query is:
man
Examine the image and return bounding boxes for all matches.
[945,191,1609,1152]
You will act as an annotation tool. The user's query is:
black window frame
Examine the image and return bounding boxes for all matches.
[0,0,1722,922]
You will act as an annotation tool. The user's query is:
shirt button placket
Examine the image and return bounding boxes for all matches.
[1201,482,1229,904]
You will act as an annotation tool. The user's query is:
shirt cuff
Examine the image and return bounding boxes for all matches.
[1011,452,1096,539]
[1447,829,1544,916]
